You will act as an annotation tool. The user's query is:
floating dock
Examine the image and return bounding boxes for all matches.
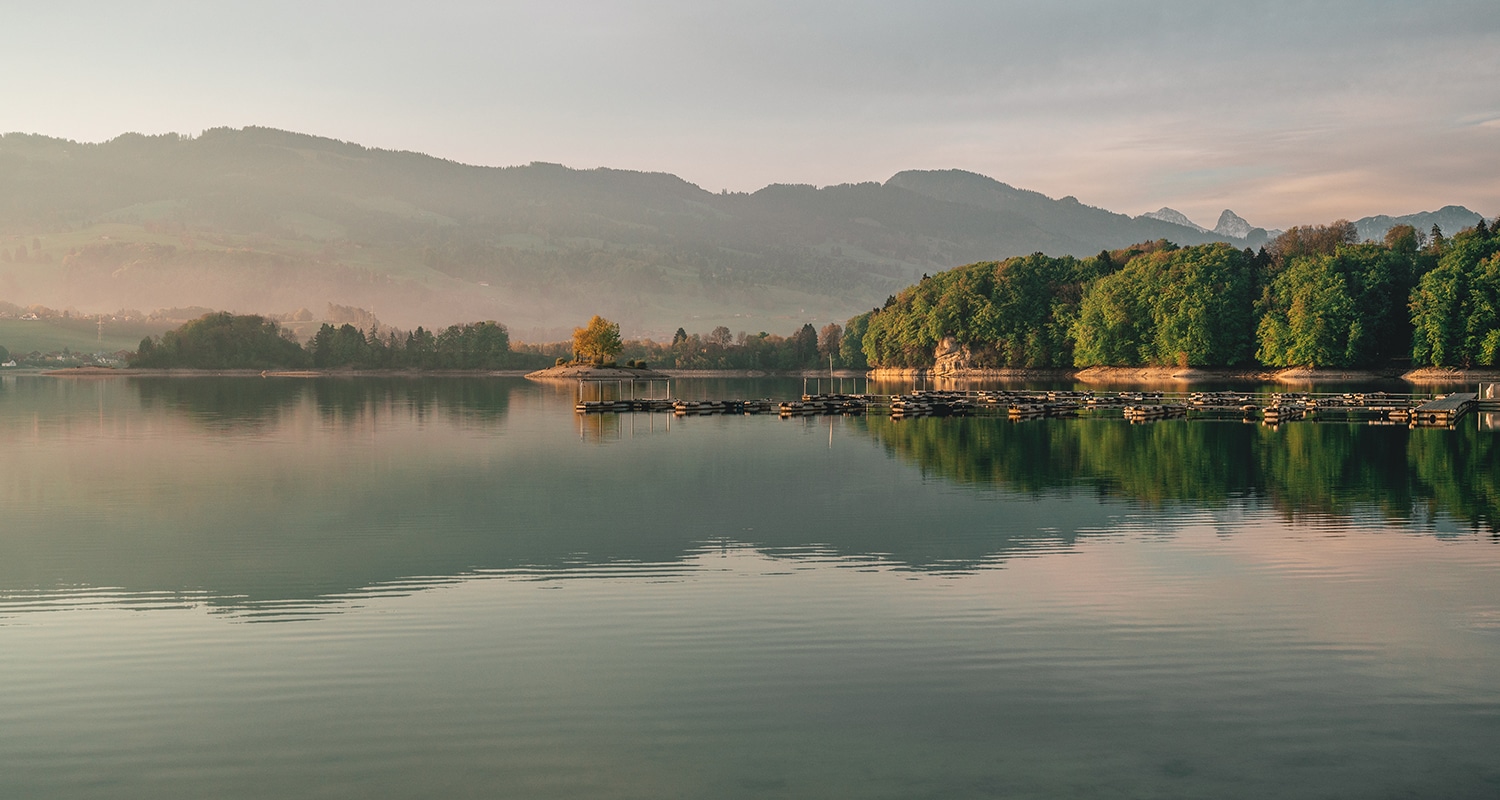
[573,383,1494,429]
[1409,393,1477,428]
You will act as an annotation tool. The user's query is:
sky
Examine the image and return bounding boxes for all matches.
[2,0,1497,229]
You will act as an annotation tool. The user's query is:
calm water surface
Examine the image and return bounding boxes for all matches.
[2,375,1498,799]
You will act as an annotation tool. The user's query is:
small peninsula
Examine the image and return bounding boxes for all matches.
[525,363,668,380]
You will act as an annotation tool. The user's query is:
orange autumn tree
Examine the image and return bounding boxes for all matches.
[572,315,623,364]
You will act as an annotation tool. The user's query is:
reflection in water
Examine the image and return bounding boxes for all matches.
[574,406,677,443]
[0,376,1114,616]
[132,376,512,429]
[0,375,1496,621]
[134,377,305,430]
[859,415,1500,534]
[4,376,1500,800]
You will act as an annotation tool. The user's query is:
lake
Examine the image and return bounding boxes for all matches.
[2,375,1498,799]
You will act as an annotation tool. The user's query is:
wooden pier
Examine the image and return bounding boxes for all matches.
[1409,393,1477,428]
[573,382,1495,429]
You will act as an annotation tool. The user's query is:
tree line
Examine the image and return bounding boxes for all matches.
[846,219,1500,369]
[131,312,546,370]
[129,311,852,372]
[516,321,849,371]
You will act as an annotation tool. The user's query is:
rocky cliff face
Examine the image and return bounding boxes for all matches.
[933,336,974,375]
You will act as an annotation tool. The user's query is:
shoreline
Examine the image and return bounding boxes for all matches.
[33,364,1500,386]
[41,367,536,378]
[868,365,1500,385]
[37,366,866,380]
[662,368,868,378]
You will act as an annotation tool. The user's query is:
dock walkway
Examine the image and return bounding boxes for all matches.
[1410,393,1477,427]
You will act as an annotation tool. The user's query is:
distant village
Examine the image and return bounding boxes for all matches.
[0,303,158,368]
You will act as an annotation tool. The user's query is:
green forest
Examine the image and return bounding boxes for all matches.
[846,219,1500,369]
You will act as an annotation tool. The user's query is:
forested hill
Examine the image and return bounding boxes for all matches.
[1,127,1251,339]
[846,221,1500,370]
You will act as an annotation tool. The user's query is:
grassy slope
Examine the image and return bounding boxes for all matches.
[0,318,156,354]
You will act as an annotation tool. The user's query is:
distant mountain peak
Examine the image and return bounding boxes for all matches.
[1140,207,1208,233]
[1213,209,1255,239]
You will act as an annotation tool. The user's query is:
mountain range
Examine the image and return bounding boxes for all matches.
[1140,207,1280,240]
[0,127,1487,339]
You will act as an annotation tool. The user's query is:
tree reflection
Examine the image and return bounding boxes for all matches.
[859,416,1499,532]
[130,376,515,430]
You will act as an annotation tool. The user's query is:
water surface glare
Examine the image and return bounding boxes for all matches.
[2,375,1499,798]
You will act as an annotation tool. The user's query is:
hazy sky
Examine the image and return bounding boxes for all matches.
[3,1,1496,228]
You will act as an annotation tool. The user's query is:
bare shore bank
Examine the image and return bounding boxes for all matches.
[1402,367,1500,384]
[524,364,669,380]
[869,365,1500,385]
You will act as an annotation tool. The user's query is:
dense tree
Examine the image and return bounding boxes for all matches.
[817,323,842,362]
[839,313,870,369]
[852,226,1481,370]
[1072,243,1255,367]
[429,321,513,369]
[311,323,371,368]
[131,312,308,369]
[790,323,819,367]
[1385,223,1420,253]
[405,327,436,365]
[1255,242,1420,367]
[1410,227,1500,366]
[1071,267,1150,365]
[860,253,1104,368]
[1268,220,1358,267]
[1255,255,1360,367]
[130,314,531,370]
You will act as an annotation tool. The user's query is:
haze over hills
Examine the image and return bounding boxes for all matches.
[0,127,1485,340]
[1352,206,1487,244]
[1141,205,1489,247]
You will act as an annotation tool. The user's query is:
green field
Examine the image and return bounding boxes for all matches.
[0,318,156,355]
